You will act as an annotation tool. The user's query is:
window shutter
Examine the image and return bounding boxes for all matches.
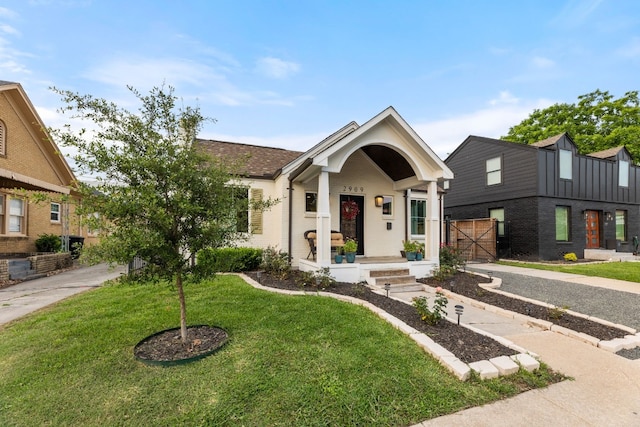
[250,188,263,234]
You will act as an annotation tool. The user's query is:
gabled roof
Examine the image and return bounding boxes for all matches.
[0,81,76,193]
[586,146,628,160]
[196,139,303,178]
[530,133,566,148]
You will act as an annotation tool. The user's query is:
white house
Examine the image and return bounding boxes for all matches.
[198,106,453,282]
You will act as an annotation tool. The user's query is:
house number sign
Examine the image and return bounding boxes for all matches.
[342,186,364,192]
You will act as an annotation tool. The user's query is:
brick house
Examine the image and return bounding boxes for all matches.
[443,133,640,261]
[0,80,90,254]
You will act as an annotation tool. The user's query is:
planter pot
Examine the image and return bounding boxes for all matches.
[345,252,356,263]
[334,254,343,263]
[134,325,229,367]
[416,252,423,261]
[406,251,417,261]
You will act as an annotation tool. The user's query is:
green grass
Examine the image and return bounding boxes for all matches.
[497,260,640,283]
[0,275,558,426]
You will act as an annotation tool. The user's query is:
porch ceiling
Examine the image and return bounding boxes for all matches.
[361,145,415,181]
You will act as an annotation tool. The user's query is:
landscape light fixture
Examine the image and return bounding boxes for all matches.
[454,304,464,325]
[487,271,493,281]
[375,195,384,208]
[384,283,391,298]
[256,271,262,283]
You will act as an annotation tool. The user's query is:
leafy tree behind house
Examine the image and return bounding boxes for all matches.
[51,85,276,342]
[503,90,640,162]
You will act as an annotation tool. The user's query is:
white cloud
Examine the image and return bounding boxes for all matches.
[0,24,20,36]
[413,95,555,159]
[531,56,555,69]
[0,7,18,19]
[256,57,300,79]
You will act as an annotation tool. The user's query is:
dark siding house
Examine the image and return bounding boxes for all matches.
[443,133,640,260]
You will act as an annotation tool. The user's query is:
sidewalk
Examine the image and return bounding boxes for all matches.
[0,263,126,326]
[409,262,640,426]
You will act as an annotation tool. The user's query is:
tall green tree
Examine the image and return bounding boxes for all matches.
[51,85,276,342]
[503,90,640,162]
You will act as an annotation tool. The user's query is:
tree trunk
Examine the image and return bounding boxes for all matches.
[176,272,188,343]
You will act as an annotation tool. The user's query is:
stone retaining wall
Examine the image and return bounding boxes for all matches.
[27,253,73,274]
[0,259,8,281]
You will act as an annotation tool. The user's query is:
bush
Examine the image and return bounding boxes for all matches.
[196,247,262,276]
[35,234,62,253]
[412,287,448,325]
[260,246,291,279]
[563,252,578,262]
[438,244,465,278]
[296,267,336,290]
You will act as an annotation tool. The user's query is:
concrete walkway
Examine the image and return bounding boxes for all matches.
[0,263,125,326]
[413,263,640,427]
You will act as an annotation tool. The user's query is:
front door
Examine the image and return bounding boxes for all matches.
[340,195,364,255]
[585,210,600,249]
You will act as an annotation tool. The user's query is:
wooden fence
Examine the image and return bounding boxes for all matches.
[446,218,497,261]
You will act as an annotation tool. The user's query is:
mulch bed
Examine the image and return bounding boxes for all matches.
[418,273,629,341]
[246,271,518,364]
[134,325,229,364]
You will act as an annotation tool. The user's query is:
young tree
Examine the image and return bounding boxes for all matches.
[51,85,275,342]
[503,90,640,162]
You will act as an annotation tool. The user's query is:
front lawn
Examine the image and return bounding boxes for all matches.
[0,275,555,426]
[497,260,640,283]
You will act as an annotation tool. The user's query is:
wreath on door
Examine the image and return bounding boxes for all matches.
[341,199,360,221]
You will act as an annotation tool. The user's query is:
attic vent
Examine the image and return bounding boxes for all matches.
[0,120,5,156]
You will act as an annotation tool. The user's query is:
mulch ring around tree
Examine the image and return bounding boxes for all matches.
[134,325,229,366]
[418,273,629,342]
[246,271,518,364]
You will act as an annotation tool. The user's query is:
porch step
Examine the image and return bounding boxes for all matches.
[372,275,416,287]
[369,268,410,278]
[368,267,422,293]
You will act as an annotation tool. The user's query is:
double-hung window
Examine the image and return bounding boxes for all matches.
[486,157,502,186]
[51,202,61,222]
[9,198,25,233]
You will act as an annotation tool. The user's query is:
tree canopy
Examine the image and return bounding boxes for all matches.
[503,90,640,162]
[51,85,276,341]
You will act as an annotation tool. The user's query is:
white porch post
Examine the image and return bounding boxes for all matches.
[427,181,440,261]
[315,170,331,266]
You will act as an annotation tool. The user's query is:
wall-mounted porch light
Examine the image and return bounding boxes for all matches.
[605,211,613,221]
[374,195,384,207]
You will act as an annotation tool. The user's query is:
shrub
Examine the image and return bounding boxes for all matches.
[196,247,262,276]
[412,287,448,325]
[35,234,62,253]
[438,244,465,278]
[296,267,336,290]
[260,246,291,279]
[563,252,578,262]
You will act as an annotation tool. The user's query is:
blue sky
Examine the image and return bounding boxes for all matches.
[2,0,640,165]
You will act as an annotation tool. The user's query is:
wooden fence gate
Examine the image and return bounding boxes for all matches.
[444,218,497,261]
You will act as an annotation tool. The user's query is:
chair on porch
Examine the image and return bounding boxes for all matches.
[304,230,345,260]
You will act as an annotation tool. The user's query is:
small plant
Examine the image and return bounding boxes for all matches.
[412,287,448,325]
[343,238,358,253]
[260,246,291,279]
[402,240,418,253]
[438,244,466,278]
[547,304,569,320]
[35,233,62,253]
[296,267,336,290]
[415,241,425,254]
[563,252,578,262]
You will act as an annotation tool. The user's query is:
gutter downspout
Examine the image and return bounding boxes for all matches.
[287,158,313,261]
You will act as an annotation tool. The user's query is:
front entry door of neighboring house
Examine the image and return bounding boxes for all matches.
[585,210,600,249]
[340,195,364,255]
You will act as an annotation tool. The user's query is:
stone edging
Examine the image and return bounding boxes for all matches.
[239,273,540,381]
[468,272,640,354]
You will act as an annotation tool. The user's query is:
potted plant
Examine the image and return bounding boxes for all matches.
[334,246,344,264]
[403,240,417,261]
[415,241,425,261]
[343,238,358,263]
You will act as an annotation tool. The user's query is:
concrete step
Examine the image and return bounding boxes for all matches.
[388,283,425,293]
[369,268,410,278]
[373,275,416,286]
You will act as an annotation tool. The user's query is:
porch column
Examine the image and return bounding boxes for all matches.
[427,181,439,261]
[315,170,331,266]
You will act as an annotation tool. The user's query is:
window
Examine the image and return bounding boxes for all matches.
[9,198,25,233]
[559,149,572,180]
[489,208,505,237]
[0,195,4,234]
[616,210,627,241]
[410,199,426,235]
[235,188,249,233]
[555,206,570,242]
[305,192,317,213]
[0,120,5,156]
[51,203,61,222]
[619,161,629,187]
[382,196,393,217]
[486,157,501,186]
